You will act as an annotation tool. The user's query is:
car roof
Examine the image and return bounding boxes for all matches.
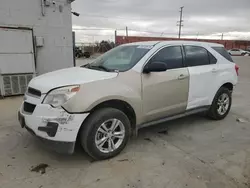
[124,41,160,46]
[125,40,224,47]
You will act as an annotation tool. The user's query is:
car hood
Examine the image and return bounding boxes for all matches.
[29,67,118,93]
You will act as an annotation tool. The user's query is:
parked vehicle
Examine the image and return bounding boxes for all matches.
[18,41,238,160]
[228,48,249,56]
[75,46,91,58]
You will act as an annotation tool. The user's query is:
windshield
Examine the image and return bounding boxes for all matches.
[82,45,152,72]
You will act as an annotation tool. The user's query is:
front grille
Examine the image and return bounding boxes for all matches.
[23,102,36,114]
[27,87,41,98]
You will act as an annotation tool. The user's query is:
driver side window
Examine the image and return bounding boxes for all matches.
[149,46,184,70]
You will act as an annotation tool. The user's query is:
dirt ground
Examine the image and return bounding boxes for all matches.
[0,57,250,188]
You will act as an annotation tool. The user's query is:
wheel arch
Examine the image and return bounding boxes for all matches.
[221,82,233,92]
[90,99,136,128]
[209,82,234,105]
[77,99,137,141]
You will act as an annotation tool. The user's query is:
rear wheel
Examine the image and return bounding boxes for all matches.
[80,108,131,160]
[207,87,232,120]
[84,52,90,58]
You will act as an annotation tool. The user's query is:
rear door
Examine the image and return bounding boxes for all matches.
[184,45,218,110]
[142,45,189,122]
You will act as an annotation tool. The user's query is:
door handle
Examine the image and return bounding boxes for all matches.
[212,68,218,73]
[178,74,187,80]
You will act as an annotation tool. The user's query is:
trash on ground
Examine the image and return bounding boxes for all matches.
[158,130,168,135]
[30,163,49,174]
[144,138,153,142]
[117,159,129,162]
[236,118,248,123]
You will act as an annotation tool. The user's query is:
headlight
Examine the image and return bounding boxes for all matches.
[43,85,80,107]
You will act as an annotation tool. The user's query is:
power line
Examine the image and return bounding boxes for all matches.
[177,6,184,39]
[73,27,178,35]
[74,13,134,21]
[118,29,177,35]
[73,28,116,31]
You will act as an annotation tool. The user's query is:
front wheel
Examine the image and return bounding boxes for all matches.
[207,87,232,120]
[80,108,131,160]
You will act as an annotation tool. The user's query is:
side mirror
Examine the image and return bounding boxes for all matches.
[143,62,167,73]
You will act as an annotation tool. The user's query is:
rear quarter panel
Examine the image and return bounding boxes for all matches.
[208,48,238,104]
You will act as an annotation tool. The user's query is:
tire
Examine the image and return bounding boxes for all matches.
[80,108,131,160]
[84,52,90,58]
[207,87,232,120]
[85,54,90,58]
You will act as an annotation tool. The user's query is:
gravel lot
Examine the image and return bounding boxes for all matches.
[0,57,250,188]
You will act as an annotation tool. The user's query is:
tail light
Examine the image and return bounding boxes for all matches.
[235,64,239,76]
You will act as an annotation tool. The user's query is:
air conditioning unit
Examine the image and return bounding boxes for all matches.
[0,74,34,96]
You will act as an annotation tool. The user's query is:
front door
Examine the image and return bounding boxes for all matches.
[142,46,189,122]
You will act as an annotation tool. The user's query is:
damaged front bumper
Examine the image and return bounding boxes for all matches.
[18,102,89,154]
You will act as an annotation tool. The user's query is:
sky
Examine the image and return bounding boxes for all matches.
[71,0,250,43]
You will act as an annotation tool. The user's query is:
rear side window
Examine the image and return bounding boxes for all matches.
[208,52,217,64]
[184,46,210,67]
[212,47,234,62]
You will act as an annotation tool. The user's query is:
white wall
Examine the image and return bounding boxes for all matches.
[0,0,74,75]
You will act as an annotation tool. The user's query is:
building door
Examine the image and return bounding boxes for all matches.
[0,27,35,96]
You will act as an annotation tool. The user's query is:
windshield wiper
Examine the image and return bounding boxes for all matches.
[81,63,91,68]
[81,64,118,72]
[90,65,111,72]
[82,64,111,72]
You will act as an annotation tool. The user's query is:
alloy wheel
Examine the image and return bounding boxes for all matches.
[95,119,125,153]
[217,93,230,115]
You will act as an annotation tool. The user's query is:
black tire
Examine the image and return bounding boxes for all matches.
[207,87,232,120]
[85,54,90,58]
[84,52,90,58]
[80,108,131,160]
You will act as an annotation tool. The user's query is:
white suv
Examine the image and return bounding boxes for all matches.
[18,41,239,160]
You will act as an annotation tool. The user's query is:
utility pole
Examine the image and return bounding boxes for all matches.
[114,30,117,46]
[125,26,128,43]
[196,32,199,40]
[177,6,184,39]
[126,26,128,37]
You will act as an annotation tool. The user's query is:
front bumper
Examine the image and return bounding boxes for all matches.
[18,101,89,154]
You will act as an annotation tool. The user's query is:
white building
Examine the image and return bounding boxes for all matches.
[0,0,75,96]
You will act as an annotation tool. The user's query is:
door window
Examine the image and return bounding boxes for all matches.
[184,46,211,67]
[149,46,183,70]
